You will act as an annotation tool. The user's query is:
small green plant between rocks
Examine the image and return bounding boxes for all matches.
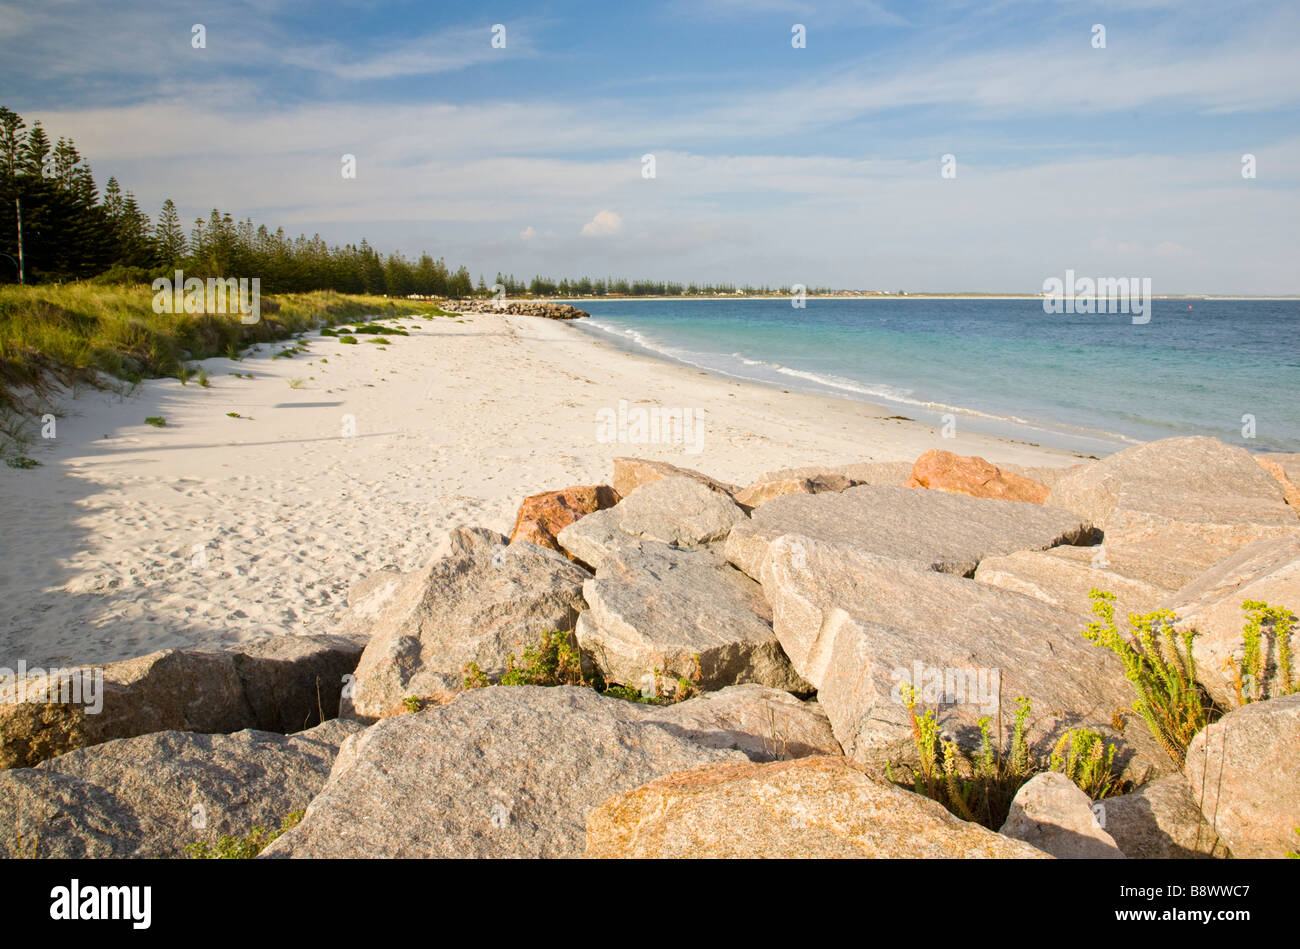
[1083,591,1296,767]
[184,809,305,859]
[885,687,1126,830]
[1082,591,1213,768]
[460,629,678,706]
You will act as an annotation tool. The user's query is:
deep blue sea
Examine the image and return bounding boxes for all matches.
[574,298,1300,455]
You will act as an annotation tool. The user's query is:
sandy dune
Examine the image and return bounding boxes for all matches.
[0,311,1084,667]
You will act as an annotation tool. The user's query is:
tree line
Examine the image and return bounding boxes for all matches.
[495,274,827,297]
[0,106,829,298]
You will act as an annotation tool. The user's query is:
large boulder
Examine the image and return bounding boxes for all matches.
[508,484,620,556]
[974,545,1174,617]
[612,457,740,499]
[584,756,1051,858]
[1160,536,1300,708]
[1098,775,1225,859]
[575,540,806,696]
[262,686,746,858]
[554,508,625,572]
[724,484,1095,581]
[340,527,589,721]
[0,719,358,858]
[755,460,913,486]
[614,477,745,547]
[733,473,854,510]
[907,450,1050,504]
[1079,538,1225,593]
[556,477,744,570]
[998,772,1124,858]
[1183,693,1300,858]
[756,534,1168,778]
[338,565,421,640]
[0,635,367,770]
[642,684,840,761]
[1046,437,1299,581]
[1,650,248,770]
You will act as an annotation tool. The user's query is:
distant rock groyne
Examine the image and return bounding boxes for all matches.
[444,300,589,320]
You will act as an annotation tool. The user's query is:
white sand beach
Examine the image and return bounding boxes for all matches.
[0,311,1086,668]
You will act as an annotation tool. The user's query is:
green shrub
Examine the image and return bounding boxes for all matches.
[1084,591,1296,766]
[886,687,1125,829]
[339,336,357,345]
[5,455,39,469]
[1049,727,1125,800]
[599,683,662,705]
[144,416,166,427]
[1082,590,1212,768]
[461,629,674,705]
[499,629,586,687]
[1228,600,1297,704]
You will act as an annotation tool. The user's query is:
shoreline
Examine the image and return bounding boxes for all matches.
[567,310,1137,456]
[0,309,1091,668]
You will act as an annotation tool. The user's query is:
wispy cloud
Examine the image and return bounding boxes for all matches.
[278,23,536,81]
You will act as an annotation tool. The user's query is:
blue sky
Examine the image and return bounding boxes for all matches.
[2,0,1298,291]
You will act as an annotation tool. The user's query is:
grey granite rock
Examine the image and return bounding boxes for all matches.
[576,540,806,697]
[0,719,359,858]
[341,527,589,720]
[724,484,1095,581]
[262,686,745,858]
[1183,693,1300,858]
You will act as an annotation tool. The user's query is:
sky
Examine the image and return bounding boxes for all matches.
[1,0,1298,292]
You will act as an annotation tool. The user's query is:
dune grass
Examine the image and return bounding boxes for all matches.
[0,283,431,418]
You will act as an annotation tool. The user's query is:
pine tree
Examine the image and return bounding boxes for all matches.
[155,198,185,263]
[21,121,51,178]
[102,177,124,220]
[0,107,25,184]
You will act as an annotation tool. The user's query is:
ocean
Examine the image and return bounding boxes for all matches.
[574,297,1300,455]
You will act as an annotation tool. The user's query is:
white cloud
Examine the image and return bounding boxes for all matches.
[580,210,623,237]
[278,24,535,80]
[520,226,536,240]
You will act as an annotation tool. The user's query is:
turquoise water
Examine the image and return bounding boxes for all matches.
[574,298,1300,454]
